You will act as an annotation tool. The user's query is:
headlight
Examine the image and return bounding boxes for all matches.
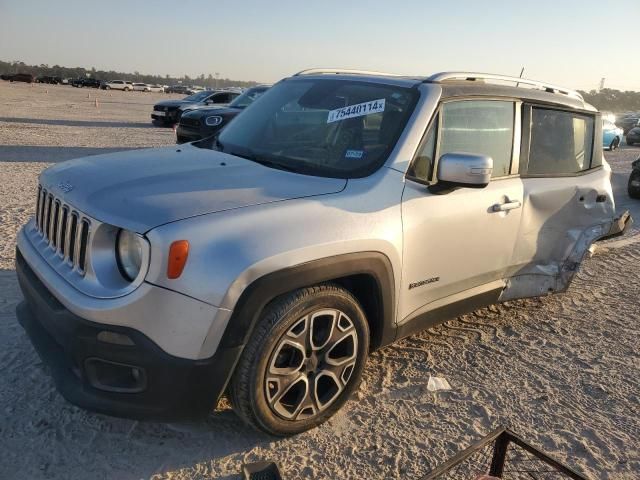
[116,229,144,281]
[205,115,223,127]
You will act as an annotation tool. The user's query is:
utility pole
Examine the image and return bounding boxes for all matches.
[215,72,220,90]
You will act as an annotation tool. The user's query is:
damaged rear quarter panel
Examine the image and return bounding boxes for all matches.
[501,163,615,300]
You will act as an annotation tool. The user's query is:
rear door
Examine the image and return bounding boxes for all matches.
[399,99,524,323]
[503,105,616,300]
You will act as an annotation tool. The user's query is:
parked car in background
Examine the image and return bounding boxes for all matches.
[603,120,623,150]
[176,85,270,143]
[36,76,63,84]
[148,84,165,93]
[626,124,640,146]
[617,114,640,134]
[151,90,240,125]
[629,157,640,198]
[71,78,101,88]
[8,73,35,83]
[133,83,151,92]
[103,80,133,91]
[16,70,629,436]
[165,85,190,94]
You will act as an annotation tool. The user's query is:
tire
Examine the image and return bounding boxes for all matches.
[609,138,618,151]
[230,283,369,436]
[105,86,111,90]
[628,140,635,147]
[628,170,640,199]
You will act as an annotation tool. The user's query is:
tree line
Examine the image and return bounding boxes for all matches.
[579,89,640,114]
[3,60,638,112]
[0,60,258,89]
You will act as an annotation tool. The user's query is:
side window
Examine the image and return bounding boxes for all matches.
[439,100,515,178]
[213,93,231,103]
[407,117,437,182]
[527,108,594,175]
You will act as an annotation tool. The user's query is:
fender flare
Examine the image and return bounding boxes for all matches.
[218,252,397,350]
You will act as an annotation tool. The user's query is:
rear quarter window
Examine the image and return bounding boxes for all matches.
[526,108,595,175]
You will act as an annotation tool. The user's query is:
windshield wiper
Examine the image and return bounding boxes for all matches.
[229,149,299,173]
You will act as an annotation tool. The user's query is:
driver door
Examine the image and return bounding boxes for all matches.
[399,99,523,326]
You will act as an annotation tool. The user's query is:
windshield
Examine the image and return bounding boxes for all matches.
[206,79,417,178]
[184,91,213,102]
[229,87,270,109]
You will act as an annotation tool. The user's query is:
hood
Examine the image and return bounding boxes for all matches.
[154,99,197,108]
[182,106,240,118]
[40,145,347,233]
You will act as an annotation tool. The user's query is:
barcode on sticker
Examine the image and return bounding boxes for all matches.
[327,99,385,124]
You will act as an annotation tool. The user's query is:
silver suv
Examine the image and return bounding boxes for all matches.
[16,70,628,435]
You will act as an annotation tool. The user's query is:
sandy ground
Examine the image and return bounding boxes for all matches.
[0,81,639,479]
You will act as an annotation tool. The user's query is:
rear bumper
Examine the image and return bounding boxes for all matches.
[599,210,633,241]
[16,248,242,421]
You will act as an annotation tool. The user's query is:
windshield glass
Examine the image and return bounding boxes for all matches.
[230,87,270,109]
[184,91,213,102]
[205,79,417,178]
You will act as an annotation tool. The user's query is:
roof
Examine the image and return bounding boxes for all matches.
[291,69,594,111]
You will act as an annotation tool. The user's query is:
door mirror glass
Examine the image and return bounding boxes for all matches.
[436,153,493,188]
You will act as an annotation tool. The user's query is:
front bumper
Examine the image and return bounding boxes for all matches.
[15,248,242,421]
[151,110,179,123]
[176,124,208,143]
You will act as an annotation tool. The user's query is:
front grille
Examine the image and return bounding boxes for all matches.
[154,106,166,112]
[180,117,201,128]
[35,185,91,273]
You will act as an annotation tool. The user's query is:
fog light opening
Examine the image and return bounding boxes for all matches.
[85,358,147,393]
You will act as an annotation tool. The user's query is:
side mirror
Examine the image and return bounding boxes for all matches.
[436,153,493,189]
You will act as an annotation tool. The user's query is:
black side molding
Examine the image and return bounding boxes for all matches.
[395,287,503,341]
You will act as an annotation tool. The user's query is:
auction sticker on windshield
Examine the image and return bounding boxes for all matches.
[327,99,385,124]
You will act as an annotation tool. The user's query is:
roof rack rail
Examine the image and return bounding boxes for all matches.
[294,68,403,77]
[425,72,584,101]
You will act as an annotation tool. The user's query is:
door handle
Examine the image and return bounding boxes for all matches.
[492,200,521,212]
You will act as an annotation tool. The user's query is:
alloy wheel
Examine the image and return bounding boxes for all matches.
[264,308,358,421]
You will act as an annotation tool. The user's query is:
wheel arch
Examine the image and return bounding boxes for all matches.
[218,252,397,352]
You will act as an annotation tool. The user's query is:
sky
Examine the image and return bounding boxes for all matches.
[1,0,639,91]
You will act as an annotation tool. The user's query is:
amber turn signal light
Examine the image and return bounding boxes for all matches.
[167,240,189,279]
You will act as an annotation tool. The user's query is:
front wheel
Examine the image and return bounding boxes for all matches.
[230,284,369,436]
[628,170,640,199]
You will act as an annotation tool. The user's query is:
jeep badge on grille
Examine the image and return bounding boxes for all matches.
[57,181,74,193]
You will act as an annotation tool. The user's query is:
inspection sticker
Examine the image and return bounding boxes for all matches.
[327,98,385,124]
[345,150,364,159]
